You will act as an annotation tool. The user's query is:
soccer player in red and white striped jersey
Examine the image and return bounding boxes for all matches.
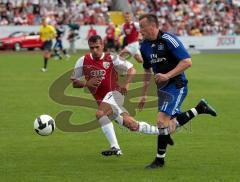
[119,12,143,63]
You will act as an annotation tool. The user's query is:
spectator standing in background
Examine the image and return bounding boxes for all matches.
[86,25,97,40]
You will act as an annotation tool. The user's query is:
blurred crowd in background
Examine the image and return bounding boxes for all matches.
[0,0,240,36]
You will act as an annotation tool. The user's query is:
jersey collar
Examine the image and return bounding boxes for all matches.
[90,53,105,61]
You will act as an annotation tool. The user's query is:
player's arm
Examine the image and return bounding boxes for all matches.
[71,56,101,89]
[138,68,152,110]
[165,58,192,79]
[138,47,152,110]
[155,33,192,82]
[72,77,101,89]
[121,65,136,95]
[142,68,152,96]
[141,47,152,96]
[72,79,86,88]
[71,56,85,88]
[112,55,135,95]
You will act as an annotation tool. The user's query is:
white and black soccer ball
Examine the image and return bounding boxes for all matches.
[34,115,55,136]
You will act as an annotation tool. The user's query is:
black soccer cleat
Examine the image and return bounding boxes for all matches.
[168,135,174,146]
[196,99,217,117]
[145,157,165,169]
[101,147,122,156]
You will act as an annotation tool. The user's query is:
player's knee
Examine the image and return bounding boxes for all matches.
[96,110,105,120]
[157,120,168,128]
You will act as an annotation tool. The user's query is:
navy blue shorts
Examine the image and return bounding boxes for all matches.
[54,39,63,50]
[158,83,188,116]
[43,40,53,51]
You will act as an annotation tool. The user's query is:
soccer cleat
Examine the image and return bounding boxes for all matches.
[41,68,47,72]
[197,99,217,116]
[168,135,174,146]
[145,157,165,169]
[101,147,122,156]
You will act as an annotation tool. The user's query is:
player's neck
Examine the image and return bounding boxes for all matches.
[90,53,105,60]
[152,29,160,41]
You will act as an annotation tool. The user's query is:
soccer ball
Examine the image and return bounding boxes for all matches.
[34,115,55,136]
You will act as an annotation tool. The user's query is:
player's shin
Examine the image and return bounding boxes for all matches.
[175,109,196,127]
[138,122,159,134]
[44,57,48,69]
[99,116,120,149]
[115,115,160,134]
[157,134,169,158]
[157,125,174,154]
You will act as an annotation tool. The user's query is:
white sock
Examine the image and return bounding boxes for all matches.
[157,153,166,158]
[100,116,120,149]
[190,108,198,116]
[138,121,159,135]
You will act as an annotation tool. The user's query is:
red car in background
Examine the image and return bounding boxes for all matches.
[0,31,43,51]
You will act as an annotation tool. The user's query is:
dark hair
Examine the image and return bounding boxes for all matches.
[139,13,159,27]
[88,35,102,44]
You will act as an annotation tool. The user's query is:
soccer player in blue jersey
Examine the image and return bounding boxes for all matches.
[138,13,217,169]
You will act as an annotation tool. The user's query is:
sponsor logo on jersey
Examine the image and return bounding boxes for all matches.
[90,70,106,77]
[150,54,166,64]
[158,44,164,50]
[103,62,110,69]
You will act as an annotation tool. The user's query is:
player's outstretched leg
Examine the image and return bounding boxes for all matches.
[175,98,217,127]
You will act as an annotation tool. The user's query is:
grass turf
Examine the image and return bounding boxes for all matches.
[0,51,240,181]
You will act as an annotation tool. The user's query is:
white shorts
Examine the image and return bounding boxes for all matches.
[102,91,128,120]
[125,41,141,56]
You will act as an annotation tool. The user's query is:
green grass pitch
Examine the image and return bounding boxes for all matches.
[1,51,240,181]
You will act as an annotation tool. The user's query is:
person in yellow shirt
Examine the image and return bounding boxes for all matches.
[39,18,56,72]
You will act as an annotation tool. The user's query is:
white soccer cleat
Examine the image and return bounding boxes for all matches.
[41,68,47,72]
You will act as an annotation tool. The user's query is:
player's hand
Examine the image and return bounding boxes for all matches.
[155,73,170,83]
[168,120,177,134]
[86,77,101,89]
[138,96,146,111]
[120,83,129,95]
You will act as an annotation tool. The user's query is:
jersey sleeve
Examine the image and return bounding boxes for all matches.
[111,54,133,75]
[134,22,140,32]
[140,43,151,70]
[162,33,190,61]
[71,56,84,80]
